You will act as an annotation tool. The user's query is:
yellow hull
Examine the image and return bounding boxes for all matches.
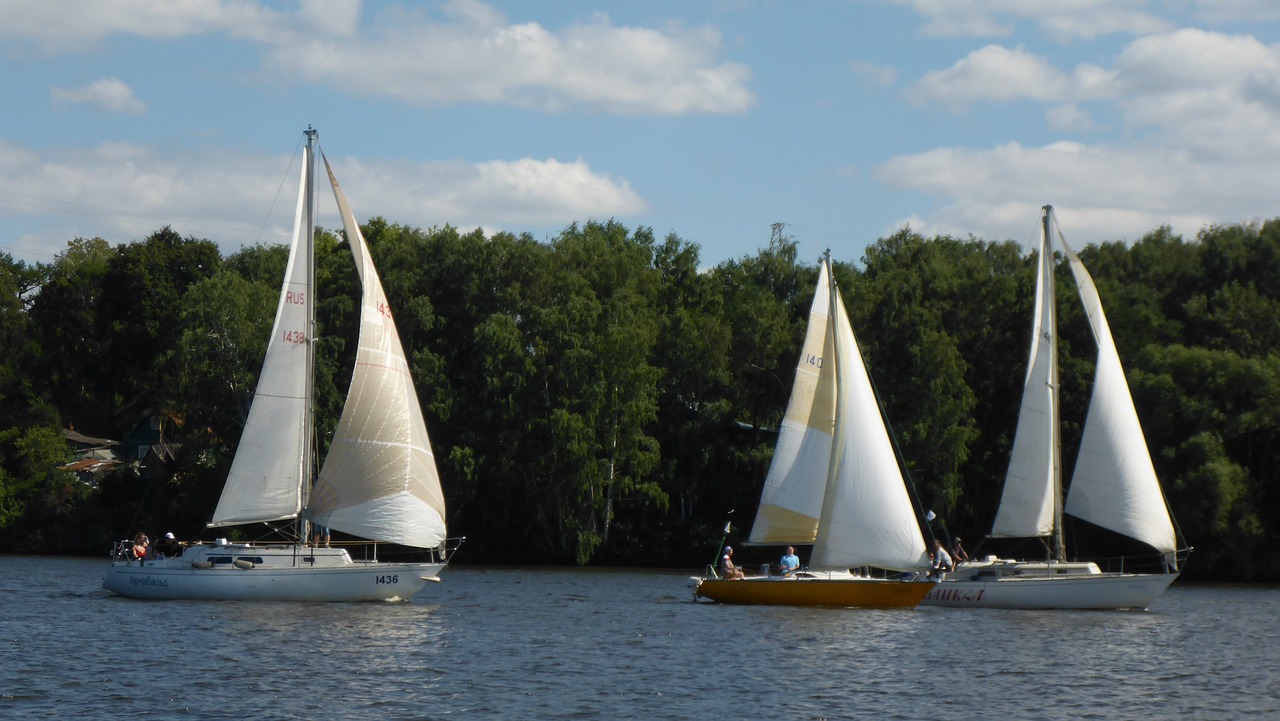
[694,576,935,608]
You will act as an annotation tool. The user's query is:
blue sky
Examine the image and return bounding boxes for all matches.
[2,0,1279,268]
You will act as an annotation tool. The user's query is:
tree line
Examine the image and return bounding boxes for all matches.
[0,217,1276,580]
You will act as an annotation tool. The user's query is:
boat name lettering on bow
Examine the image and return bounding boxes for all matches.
[376,575,399,584]
[925,587,984,602]
[129,576,169,588]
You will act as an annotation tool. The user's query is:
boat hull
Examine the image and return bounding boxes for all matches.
[694,576,935,608]
[103,544,446,602]
[922,571,1178,610]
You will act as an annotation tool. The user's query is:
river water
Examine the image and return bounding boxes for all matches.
[1,555,1276,720]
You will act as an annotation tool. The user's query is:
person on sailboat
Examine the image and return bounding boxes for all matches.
[131,533,150,561]
[929,539,953,581]
[156,532,184,558]
[949,537,969,566]
[720,546,745,580]
[779,546,800,577]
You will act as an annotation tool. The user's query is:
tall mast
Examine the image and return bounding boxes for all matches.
[300,127,318,541]
[1044,204,1065,561]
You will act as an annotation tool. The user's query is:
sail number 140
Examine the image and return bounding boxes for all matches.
[376,574,399,584]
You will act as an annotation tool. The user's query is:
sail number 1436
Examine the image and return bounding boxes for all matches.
[376,574,399,584]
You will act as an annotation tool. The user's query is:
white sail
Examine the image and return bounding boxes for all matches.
[307,155,447,549]
[810,285,928,571]
[1060,237,1177,562]
[748,260,835,544]
[108,130,452,603]
[990,220,1059,538]
[988,207,1177,563]
[210,150,311,527]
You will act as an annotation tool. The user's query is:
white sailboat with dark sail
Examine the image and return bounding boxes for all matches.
[104,129,458,601]
[693,257,935,608]
[923,205,1187,610]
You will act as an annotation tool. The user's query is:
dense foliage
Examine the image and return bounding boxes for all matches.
[2,217,1277,581]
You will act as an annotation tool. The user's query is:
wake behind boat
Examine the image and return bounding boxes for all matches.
[103,128,458,602]
[693,257,934,608]
[923,206,1188,610]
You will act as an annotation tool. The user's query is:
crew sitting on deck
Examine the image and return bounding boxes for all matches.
[779,546,800,577]
[949,536,970,566]
[156,532,184,558]
[131,533,150,561]
[720,546,746,580]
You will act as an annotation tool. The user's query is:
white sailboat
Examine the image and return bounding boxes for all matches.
[923,205,1187,610]
[103,128,458,601]
[693,257,935,608]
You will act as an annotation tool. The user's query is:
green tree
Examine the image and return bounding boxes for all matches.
[0,425,75,550]
[852,230,981,527]
[543,221,663,563]
[645,233,733,561]
[96,228,222,426]
[1132,344,1279,579]
[25,239,113,431]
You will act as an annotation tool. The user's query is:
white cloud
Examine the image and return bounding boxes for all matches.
[0,140,647,259]
[891,0,1172,41]
[1187,0,1280,25]
[907,30,1280,157]
[891,0,1016,38]
[906,45,1116,108]
[874,139,1267,248]
[1114,28,1278,94]
[0,0,278,48]
[1105,30,1280,161]
[330,155,647,228]
[266,3,753,114]
[1046,103,1094,132]
[888,23,1280,249]
[0,0,753,115]
[50,78,147,114]
[907,30,1280,111]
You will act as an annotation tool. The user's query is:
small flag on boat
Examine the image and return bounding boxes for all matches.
[925,510,936,522]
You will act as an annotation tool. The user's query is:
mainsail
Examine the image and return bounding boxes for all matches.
[210,149,312,527]
[748,261,835,545]
[990,216,1059,539]
[306,155,447,550]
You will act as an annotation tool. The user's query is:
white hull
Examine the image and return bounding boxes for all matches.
[922,559,1177,610]
[103,543,444,602]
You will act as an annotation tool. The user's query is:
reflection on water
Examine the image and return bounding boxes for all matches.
[1,557,1278,720]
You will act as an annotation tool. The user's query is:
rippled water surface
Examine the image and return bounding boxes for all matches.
[1,556,1276,720]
